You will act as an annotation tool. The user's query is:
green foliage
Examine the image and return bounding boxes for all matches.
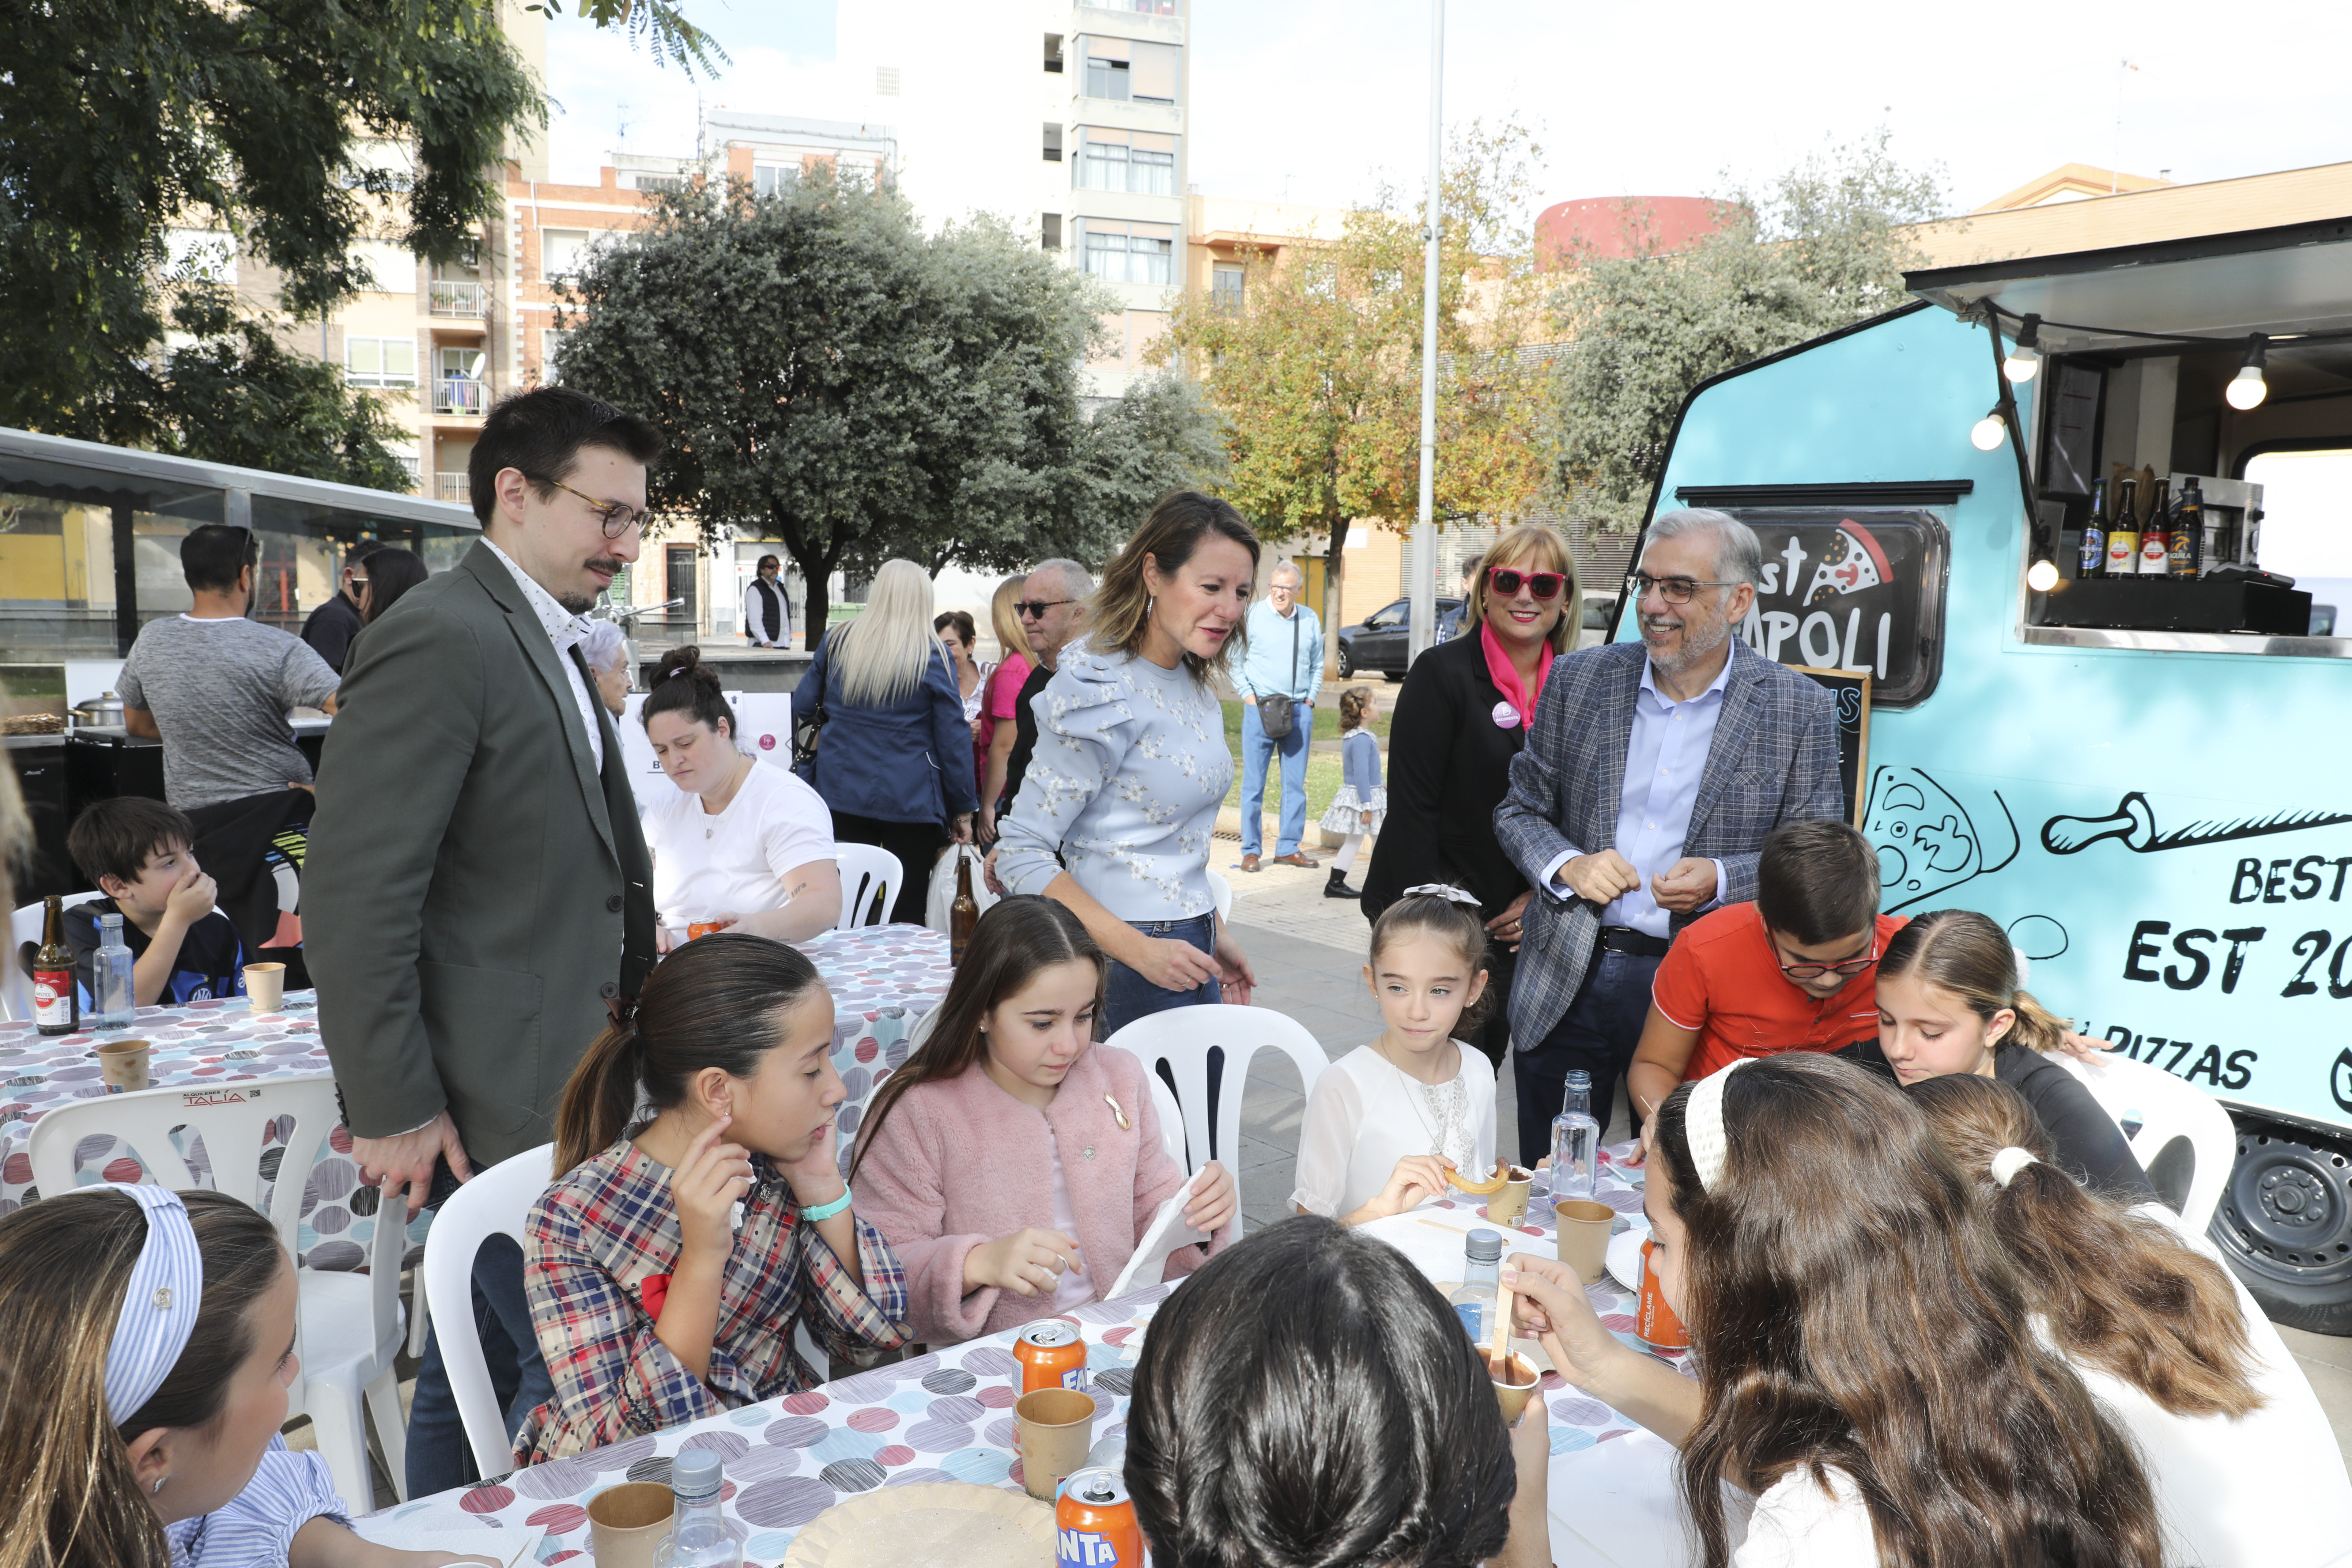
[1545,134,1948,529]
[525,0,729,75]
[555,168,1219,643]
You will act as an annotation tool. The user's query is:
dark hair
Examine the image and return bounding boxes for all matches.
[554,933,828,1174]
[1367,893,1492,1035]
[756,554,781,572]
[1336,684,1375,731]
[179,525,256,594]
[1648,1053,2162,1568]
[344,539,387,570]
[1125,1215,1514,1568]
[1880,908,2070,1054]
[0,1187,286,1568]
[358,547,427,625]
[467,386,663,527]
[849,898,1102,1185]
[1753,819,1880,944]
[1092,491,1261,678]
[932,610,976,652]
[1909,1073,2263,1420]
[68,797,195,890]
[641,646,737,739]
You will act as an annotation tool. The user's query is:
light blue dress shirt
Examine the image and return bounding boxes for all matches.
[1541,653,1732,937]
[1233,600,1324,704]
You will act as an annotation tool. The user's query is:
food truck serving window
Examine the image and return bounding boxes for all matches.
[1712,506,1948,707]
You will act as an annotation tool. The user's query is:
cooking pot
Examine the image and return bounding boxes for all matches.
[71,691,126,726]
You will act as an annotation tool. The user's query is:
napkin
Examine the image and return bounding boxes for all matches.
[1106,1168,1211,1300]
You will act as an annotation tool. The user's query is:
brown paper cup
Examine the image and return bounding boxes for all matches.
[1491,1349,1540,1425]
[96,1039,152,1094]
[1014,1386,1098,1501]
[242,963,285,1013]
[587,1482,675,1568]
[1555,1198,1614,1284]
[1487,1166,1534,1227]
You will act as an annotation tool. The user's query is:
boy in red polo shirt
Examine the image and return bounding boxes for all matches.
[1624,819,1903,1129]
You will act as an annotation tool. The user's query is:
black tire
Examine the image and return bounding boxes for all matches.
[2208,1118,2352,1336]
[1336,643,1353,678]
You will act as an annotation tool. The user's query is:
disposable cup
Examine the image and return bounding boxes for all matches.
[242,963,286,1012]
[586,1482,675,1568]
[1015,1386,1098,1501]
[1491,1349,1540,1425]
[95,1038,152,1093]
[1555,1198,1614,1284]
[1488,1166,1534,1227]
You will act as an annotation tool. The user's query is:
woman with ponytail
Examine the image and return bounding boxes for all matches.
[1841,907,2156,1201]
[520,934,908,1462]
[1912,1073,2352,1565]
[0,1187,473,1568]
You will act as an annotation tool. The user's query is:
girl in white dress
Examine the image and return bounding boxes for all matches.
[1291,888,1498,1224]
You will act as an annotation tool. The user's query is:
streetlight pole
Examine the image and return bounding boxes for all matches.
[1407,0,1443,663]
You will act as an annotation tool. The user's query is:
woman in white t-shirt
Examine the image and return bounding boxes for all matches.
[641,647,842,945]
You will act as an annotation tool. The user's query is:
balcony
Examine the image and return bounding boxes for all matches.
[436,472,471,503]
[432,376,487,416]
[429,280,487,316]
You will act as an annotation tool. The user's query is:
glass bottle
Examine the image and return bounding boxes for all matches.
[2077,478,2107,579]
[93,913,135,1029]
[1446,1228,1503,1345]
[1551,1069,1599,1202]
[655,1449,743,1567]
[33,895,77,1038]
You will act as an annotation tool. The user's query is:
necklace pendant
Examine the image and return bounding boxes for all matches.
[1083,1145,1095,1160]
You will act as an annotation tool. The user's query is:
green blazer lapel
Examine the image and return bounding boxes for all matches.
[466,546,620,863]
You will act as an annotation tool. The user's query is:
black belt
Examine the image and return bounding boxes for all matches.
[1596,926,1670,959]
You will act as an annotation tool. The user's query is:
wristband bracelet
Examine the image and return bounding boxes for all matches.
[800,1187,853,1223]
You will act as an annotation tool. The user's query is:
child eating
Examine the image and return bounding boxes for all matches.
[63,797,248,1007]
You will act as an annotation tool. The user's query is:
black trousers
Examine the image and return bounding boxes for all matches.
[833,811,945,926]
[1512,948,1661,1168]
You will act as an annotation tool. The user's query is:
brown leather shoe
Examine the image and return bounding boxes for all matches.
[1272,851,1321,870]
[1241,853,1262,873]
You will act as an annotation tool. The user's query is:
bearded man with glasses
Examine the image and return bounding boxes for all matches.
[1493,508,1842,1163]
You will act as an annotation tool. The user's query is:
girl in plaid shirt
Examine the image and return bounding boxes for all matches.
[518,934,910,1463]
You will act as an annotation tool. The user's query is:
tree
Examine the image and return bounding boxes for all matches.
[555,168,1215,643]
[1545,135,1948,529]
[1155,120,1551,665]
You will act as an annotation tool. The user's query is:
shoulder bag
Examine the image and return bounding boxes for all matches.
[1257,610,1301,741]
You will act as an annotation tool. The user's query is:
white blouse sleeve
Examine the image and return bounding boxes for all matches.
[762,774,839,885]
[1732,1469,1877,1568]
[994,666,1134,898]
[1290,1065,1367,1218]
[165,1436,351,1566]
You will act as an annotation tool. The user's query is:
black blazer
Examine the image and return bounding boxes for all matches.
[1361,631,1533,921]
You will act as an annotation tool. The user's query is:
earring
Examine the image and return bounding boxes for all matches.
[151,1477,165,1495]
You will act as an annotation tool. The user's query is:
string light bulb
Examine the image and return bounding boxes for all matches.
[2226,333,2270,411]
[2026,558,2060,592]
[1970,405,2008,451]
[2003,314,2043,383]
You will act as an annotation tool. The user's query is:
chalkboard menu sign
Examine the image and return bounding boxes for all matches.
[1792,667,1871,827]
[1720,508,1948,708]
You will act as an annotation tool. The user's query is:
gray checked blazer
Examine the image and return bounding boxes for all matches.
[1492,638,1843,1049]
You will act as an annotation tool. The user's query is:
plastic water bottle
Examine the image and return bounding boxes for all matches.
[1552,1069,1600,1202]
[1446,1228,1503,1344]
[654,1449,742,1567]
[93,913,136,1030]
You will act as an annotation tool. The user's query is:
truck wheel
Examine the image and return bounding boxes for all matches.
[2208,1120,2352,1336]
[1336,645,1353,678]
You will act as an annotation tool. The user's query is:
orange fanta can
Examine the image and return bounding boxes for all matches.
[1636,1237,1689,1350]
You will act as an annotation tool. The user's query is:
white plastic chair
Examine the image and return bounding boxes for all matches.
[26,1072,410,1510]
[833,844,905,930]
[2053,1051,2236,1233]
[4,891,108,1021]
[420,1142,555,1481]
[1204,868,1234,926]
[1103,1005,1328,1236]
[1103,1043,1190,1172]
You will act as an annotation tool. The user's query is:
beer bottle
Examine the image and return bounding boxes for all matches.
[2104,477,2141,579]
[33,894,78,1037]
[2171,477,2205,577]
[2138,479,2172,576]
[949,853,980,966]
[2077,479,2108,578]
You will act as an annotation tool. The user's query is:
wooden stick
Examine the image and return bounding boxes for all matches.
[1417,1216,1473,1235]
[1489,1277,1515,1379]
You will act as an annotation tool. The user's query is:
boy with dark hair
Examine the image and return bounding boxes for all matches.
[1623,818,1902,1127]
[63,797,249,1007]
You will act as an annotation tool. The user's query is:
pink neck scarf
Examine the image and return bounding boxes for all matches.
[1480,620,1554,729]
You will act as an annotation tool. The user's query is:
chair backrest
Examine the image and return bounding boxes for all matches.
[1103,1005,1328,1233]
[4,892,108,1021]
[2052,1051,2236,1234]
[1103,1043,1190,1172]
[833,844,904,930]
[1204,868,1234,926]
[421,1142,556,1480]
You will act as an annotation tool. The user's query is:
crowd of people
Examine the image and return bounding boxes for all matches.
[5,382,2348,1568]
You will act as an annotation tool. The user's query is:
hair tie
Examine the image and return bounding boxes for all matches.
[103,1186,205,1427]
[1683,1058,1751,1193]
[1402,883,1481,909]
[1989,1146,2039,1188]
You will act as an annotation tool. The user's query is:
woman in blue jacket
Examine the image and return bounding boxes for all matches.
[792,559,976,923]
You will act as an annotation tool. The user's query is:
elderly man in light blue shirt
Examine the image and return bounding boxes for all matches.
[1234,560,1326,872]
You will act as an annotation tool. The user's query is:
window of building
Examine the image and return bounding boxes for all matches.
[876,65,901,96]
[1077,221,1175,286]
[1043,124,1063,163]
[542,329,572,381]
[1084,39,1130,101]
[1112,0,1178,11]
[1042,213,1062,250]
[343,336,416,388]
[1129,41,1179,103]
[634,173,688,194]
[1044,33,1063,72]
[1075,129,1177,196]
[346,238,412,294]
[541,228,590,280]
[755,163,799,197]
[1212,261,1245,314]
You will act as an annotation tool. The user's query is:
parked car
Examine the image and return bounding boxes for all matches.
[1335,597,1463,679]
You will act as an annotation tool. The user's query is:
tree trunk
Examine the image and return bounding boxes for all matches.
[1320,514,1348,677]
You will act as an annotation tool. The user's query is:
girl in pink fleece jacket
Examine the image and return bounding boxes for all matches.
[851,897,1238,1343]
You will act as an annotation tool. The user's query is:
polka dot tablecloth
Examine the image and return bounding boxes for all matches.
[370,1148,1679,1564]
[0,924,952,1270]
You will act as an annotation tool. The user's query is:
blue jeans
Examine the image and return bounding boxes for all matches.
[406,1161,556,1493]
[1239,702,1310,858]
[1513,948,1661,1168]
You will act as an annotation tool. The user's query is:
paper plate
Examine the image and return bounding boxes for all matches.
[1605,1227,1650,1293]
[782,1482,1056,1568]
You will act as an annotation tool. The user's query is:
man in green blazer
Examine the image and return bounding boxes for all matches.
[305,386,661,1490]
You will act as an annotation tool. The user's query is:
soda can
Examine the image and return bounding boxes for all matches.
[1056,1467,1143,1568]
[687,919,725,941]
[1016,1319,1090,1394]
[1636,1237,1690,1351]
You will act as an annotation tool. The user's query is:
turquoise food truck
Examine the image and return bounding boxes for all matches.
[1627,217,2352,1330]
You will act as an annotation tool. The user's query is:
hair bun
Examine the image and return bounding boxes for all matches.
[654,645,718,690]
